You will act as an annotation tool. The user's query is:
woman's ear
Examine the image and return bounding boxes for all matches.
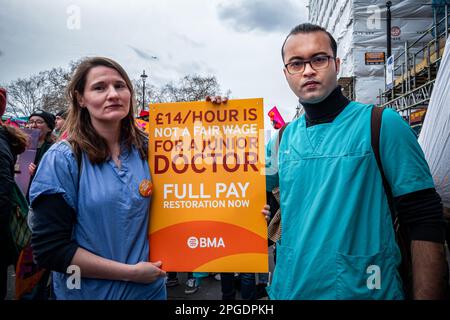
[76,91,85,108]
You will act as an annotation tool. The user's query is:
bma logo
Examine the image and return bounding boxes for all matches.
[187,236,199,248]
[187,236,225,249]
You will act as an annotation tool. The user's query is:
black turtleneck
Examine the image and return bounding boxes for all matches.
[281,86,446,244]
[301,85,350,127]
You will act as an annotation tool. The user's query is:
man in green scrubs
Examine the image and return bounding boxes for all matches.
[266,23,448,300]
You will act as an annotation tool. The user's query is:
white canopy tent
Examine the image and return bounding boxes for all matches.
[418,37,450,208]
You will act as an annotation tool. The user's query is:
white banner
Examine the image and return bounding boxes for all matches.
[418,38,450,208]
[386,55,395,90]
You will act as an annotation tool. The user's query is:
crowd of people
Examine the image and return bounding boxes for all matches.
[1,22,449,300]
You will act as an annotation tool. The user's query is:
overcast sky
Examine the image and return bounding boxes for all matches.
[0,0,309,123]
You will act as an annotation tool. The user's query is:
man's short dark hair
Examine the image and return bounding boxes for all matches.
[281,23,338,62]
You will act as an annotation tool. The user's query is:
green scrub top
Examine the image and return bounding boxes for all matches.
[265,102,434,299]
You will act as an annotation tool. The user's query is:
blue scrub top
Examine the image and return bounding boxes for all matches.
[30,141,166,300]
[265,102,434,300]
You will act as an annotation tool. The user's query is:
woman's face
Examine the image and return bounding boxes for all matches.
[55,116,65,131]
[78,66,131,127]
[28,116,51,140]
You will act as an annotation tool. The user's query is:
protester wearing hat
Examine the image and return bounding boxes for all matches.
[54,110,67,138]
[27,110,55,177]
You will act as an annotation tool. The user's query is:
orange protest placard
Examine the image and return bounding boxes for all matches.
[148,99,268,272]
[135,118,149,132]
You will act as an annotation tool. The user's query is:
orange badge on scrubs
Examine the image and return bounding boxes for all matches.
[139,179,153,197]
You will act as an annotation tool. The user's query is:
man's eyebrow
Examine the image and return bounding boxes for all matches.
[287,52,330,62]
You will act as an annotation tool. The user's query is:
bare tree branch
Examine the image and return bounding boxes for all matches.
[4,60,231,120]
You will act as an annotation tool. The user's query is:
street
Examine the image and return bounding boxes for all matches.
[6,246,275,300]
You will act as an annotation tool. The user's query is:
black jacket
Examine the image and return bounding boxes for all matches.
[0,127,16,262]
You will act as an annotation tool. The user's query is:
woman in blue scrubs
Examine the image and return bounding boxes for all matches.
[29,57,166,300]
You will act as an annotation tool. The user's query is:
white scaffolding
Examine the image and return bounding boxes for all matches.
[308,0,434,104]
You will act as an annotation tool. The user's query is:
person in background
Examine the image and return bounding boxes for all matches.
[184,272,209,295]
[220,272,256,300]
[0,88,28,299]
[53,110,67,139]
[27,110,55,178]
[165,272,179,287]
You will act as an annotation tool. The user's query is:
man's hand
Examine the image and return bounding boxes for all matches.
[411,240,448,299]
[262,204,271,222]
[206,96,228,105]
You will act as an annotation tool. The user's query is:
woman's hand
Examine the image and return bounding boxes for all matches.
[206,96,228,105]
[130,261,166,284]
[262,204,271,222]
[28,163,36,176]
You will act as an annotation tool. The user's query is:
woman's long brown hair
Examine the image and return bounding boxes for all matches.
[1,124,28,155]
[64,57,147,164]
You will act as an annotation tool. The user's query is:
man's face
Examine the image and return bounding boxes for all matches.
[283,31,340,104]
